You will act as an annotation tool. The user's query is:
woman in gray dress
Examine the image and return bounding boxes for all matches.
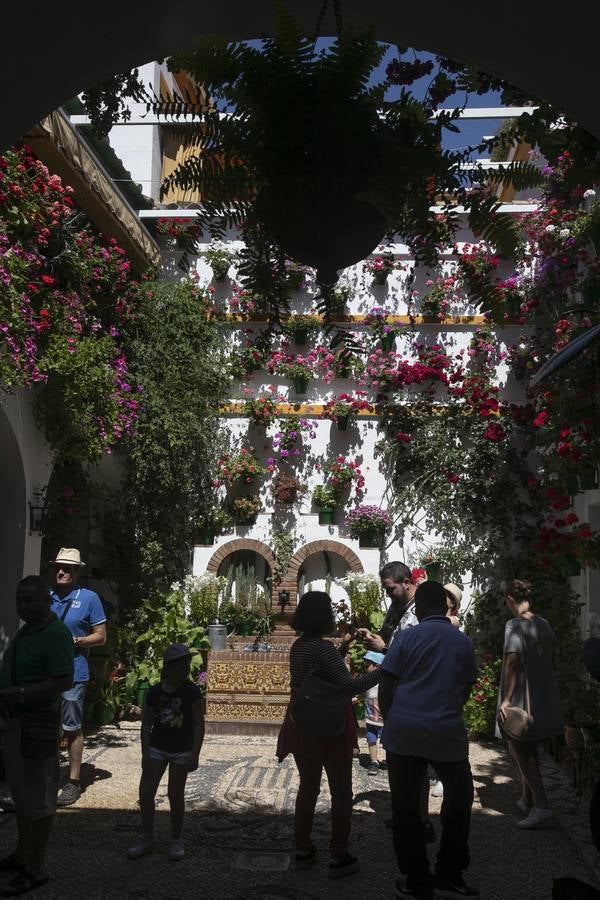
[497,579,564,830]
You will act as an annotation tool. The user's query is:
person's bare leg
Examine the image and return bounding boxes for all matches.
[509,740,549,809]
[25,815,54,879]
[139,759,168,837]
[66,732,84,782]
[368,743,378,764]
[167,763,189,839]
[508,741,532,806]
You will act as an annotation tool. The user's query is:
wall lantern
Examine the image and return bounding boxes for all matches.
[28,487,47,536]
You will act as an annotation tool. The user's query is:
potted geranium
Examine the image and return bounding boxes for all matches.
[320,455,366,498]
[419,277,454,321]
[242,391,283,427]
[312,485,338,525]
[364,251,397,286]
[217,448,266,486]
[345,505,392,547]
[272,471,307,505]
[270,416,316,462]
[284,259,312,292]
[155,217,195,249]
[196,506,232,545]
[282,313,322,345]
[274,351,319,395]
[230,343,266,379]
[204,240,237,281]
[329,285,352,316]
[364,306,398,351]
[231,494,262,525]
[322,392,372,431]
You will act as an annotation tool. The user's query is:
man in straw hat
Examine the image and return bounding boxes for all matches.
[49,549,106,807]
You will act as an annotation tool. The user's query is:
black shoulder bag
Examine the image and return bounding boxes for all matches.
[290,643,348,739]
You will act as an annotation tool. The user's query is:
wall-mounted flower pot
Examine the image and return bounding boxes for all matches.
[359,530,383,548]
[379,333,395,352]
[236,514,258,526]
[564,554,581,577]
[198,527,215,546]
[211,264,230,282]
[294,376,309,395]
[579,468,598,491]
[506,296,521,318]
[336,414,350,431]
[372,271,389,286]
[135,682,150,709]
[293,328,309,345]
[318,508,335,525]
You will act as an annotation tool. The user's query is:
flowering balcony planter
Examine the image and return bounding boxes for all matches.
[379,333,395,352]
[211,262,231,282]
[359,530,383,548]
[294,375,309,395]
[318,508,335,525]
[336,414,350,431]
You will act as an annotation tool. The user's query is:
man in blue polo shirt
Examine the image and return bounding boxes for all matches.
[379,581,478,900]
[50,548,106,807]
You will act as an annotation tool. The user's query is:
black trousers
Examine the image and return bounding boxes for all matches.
[387,751,474,890]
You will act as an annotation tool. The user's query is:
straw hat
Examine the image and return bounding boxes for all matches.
[444,583,462,609]
[54,548,85,567]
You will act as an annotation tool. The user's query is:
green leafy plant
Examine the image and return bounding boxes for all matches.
[185,573,227,626]
[204,240,237,281]
[271,530,296,586]
[463,657,502,737]
[125,585,209,691]
[312,484,338,510]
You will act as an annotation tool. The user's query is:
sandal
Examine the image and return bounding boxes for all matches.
[1,872,49,896]
[0,856,24,874]
[295,846,318,871]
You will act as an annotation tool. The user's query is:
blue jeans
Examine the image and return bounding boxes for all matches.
[387,751,474,891]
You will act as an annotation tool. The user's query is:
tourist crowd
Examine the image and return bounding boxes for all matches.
[0,551,564,900]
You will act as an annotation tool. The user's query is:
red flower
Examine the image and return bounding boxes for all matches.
[483,423,505,442]
[533,411,549,428]
[566,513,579,525]
[40,275,55,286]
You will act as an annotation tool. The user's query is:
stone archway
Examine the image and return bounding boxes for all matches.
[280,539,363,608]
[206,538,277,577]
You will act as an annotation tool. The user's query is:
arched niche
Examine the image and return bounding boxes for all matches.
[280,540,363,607]
[0,408,26,646]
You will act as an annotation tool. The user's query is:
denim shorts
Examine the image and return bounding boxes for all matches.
[366,723,383,745]
[60,682,87,732]
[149,747,192,766]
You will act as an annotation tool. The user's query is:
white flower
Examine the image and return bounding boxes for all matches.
[559,228,571,238]
[545,225,556,234]
[584,189,597,200]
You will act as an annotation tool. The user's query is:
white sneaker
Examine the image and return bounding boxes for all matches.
[431,780,444,798]
[168,839,185,861]
[127,835,155,859]
[517,807,554,829]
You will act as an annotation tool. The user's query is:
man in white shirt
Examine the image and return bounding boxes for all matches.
[379,581,478,900]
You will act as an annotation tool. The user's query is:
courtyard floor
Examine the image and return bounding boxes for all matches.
[0,723,598,899]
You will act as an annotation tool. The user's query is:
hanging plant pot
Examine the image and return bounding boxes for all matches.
[579,468,598,491]
[318,507,335,525]
[336,414,350,431]
[293,327,309,345]
[359,530,383,548]
[198,527,215,546]
[379,333,395,352]
[294,375,309,395]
